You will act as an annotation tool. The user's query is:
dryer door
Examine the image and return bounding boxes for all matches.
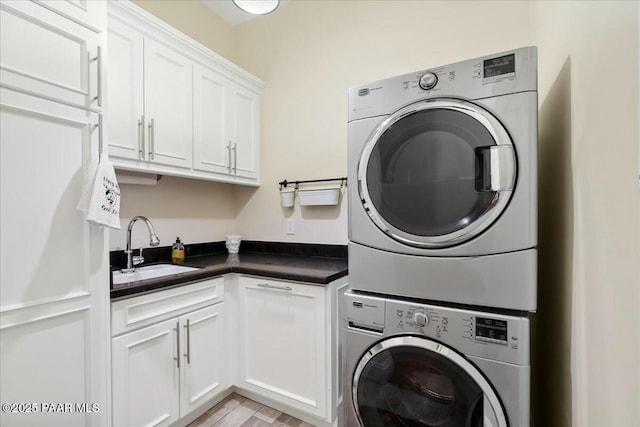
[358,98,516,248]
[352,336,507,427]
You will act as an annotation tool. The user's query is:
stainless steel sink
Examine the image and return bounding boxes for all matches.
[112,264,199,285]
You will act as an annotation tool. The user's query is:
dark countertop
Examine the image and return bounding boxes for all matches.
[110,245,348,300]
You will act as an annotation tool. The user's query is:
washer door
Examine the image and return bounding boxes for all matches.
[352,336,507,427]
[358,98,516,248]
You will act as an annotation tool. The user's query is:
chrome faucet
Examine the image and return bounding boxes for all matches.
[122,216,160,273]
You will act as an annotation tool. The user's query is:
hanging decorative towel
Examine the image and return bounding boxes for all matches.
[85,155,121,229]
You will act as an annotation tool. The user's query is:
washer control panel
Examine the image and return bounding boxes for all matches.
[384,297,529,365]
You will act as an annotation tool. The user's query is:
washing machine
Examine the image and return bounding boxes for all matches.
[344,291,530,426]
[347,47,537,311]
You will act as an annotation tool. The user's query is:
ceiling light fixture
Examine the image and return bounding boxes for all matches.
[232,0,279,15]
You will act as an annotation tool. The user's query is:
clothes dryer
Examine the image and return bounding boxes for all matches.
[344,291,530,427]
[348,47,538,310]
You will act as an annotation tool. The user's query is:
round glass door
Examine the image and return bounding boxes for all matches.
[358,98,516,248]
[352,336,507,427]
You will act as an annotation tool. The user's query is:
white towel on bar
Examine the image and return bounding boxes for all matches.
[85,156,121,229]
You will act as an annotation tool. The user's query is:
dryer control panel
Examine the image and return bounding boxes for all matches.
[348,46,537,122]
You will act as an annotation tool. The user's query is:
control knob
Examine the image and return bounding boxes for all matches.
[419,72,438,90]
[413,310,429,327]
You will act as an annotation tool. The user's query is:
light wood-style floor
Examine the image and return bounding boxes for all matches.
[188,393,314,427]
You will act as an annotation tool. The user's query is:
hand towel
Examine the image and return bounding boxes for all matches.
[85,156,121,229]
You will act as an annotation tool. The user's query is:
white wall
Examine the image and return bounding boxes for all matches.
[233,0,532,244]
[530,1,640,426]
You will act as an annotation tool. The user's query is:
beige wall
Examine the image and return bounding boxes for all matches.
[110,177,236,250]
[233,0,532,243]
[530,1,640,426]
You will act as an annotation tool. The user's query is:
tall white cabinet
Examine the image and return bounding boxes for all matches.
[107,1,263,185]
[0,1,110,427]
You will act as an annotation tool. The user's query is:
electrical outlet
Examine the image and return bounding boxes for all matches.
[286,218,295,235]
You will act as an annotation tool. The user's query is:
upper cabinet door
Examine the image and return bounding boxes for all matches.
[107,16,144,162]
[144,38,193,169]
[0,1,102,111]
[32,0,106,33]
[229,83,260,180]
[193,64,230,175]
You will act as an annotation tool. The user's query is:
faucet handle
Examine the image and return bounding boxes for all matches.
[132,247,144,266]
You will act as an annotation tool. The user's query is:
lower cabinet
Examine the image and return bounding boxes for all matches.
[110,274,347,426]
[236,276,330,420]
[111,279,226,427]
[178,304,226,415]
[112,317,180,427]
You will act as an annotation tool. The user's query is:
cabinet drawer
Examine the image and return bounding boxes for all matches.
[112,277,224,337]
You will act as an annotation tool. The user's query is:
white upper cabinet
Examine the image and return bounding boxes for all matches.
[193,64,260,180]
[106,15,144,161]
[107,1,264,185]
[229,84,260,180]
[193,64,230,176]
[0,0,103,111]
[143,38,193,169]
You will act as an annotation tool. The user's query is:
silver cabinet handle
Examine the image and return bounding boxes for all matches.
[90,47,102,107]
[233,143,237,174]
[96,46,102,107]
[138,115,145,160]
[227,141,232,173]
[98,113,103,159]
[257,283,292,291]
[174,321,180,369]
[148,118,155,160]
[183,319,191,364]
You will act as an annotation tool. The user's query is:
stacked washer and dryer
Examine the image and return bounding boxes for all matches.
[344,47,538,426]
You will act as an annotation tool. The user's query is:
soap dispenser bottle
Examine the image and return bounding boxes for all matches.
[172,237,185,263]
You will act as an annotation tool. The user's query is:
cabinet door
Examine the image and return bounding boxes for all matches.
[179,303,226,416]
[229,83,260,180]
[238,277,327,418]
[193,64,231,175]
[144,38,193,169]
[0,89,109,427]
[0,1,102,110]
[112,318,180,427]
[107,15,144,161]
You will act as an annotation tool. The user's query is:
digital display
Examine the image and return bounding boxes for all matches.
[483,54,515,78]
[476,317,508,342]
